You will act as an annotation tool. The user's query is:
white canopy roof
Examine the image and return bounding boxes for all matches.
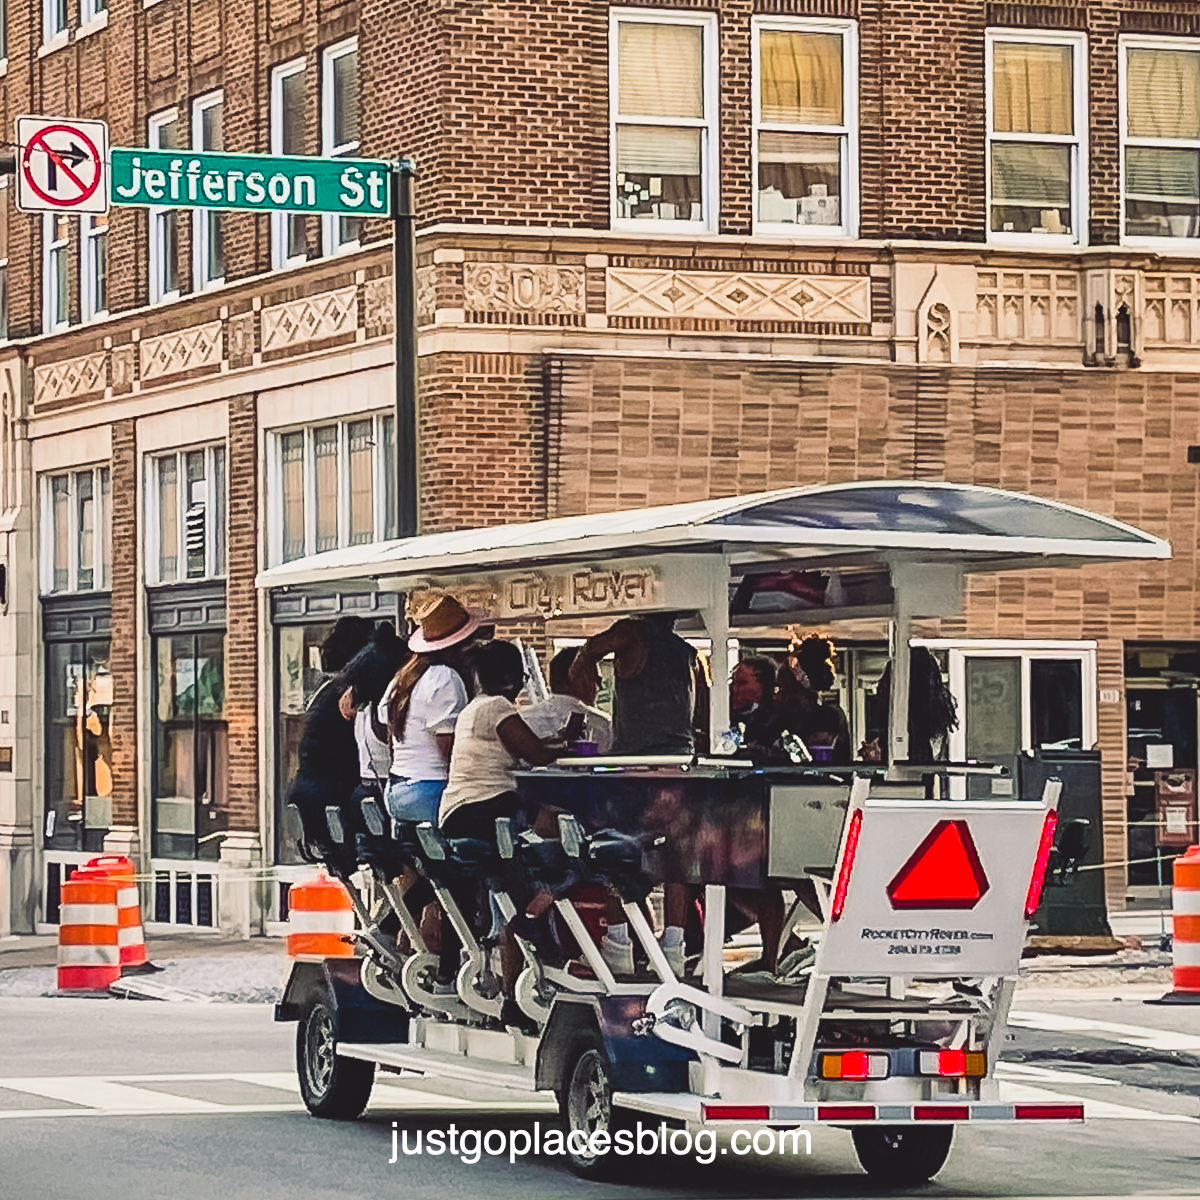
[256,480,1170,592]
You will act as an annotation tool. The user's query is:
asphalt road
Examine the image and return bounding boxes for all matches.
[0,993,1197,1200]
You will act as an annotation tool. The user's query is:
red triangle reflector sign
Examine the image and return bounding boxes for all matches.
[887,820,990,910]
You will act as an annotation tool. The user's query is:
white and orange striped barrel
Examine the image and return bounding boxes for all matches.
[286,872,355,959]
[1171,844,1200,995]
[81,856,147,969]
[57,876,121,991]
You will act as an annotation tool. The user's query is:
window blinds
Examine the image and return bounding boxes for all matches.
[1125,146,1200,201]
[616,126,701,174]
[1127,48,1200,140]
[618,22,704,119]
[758,131,840,163]
[991,143,1071,204]
[760,30,843,126]
[993,42,1074,135]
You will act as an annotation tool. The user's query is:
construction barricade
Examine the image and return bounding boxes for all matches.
[74,856,148,972]
[286,871,356,960]
[57,875,121,991]
[1155,843,1200,1004]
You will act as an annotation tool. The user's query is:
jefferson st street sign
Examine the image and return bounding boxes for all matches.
[109,147,392,216]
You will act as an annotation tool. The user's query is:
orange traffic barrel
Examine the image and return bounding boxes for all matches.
[1153,843,1200,1005]
[79,856,147,971]
[57,876,121,991]
[286,872,355,959]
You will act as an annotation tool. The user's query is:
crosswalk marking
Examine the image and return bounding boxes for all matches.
[1008,1009,1200,1053]
[995,1062,1121,1087]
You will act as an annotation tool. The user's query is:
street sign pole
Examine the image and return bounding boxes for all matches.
[392,159,419,540]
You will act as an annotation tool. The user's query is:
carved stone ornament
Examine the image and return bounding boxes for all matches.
[261,285,357,352]
[463,263,584,314]
[33,352,106,404]
[140,320,223,382]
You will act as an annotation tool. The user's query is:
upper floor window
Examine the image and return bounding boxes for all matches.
[193,92,225,289]
[610,10,716,232]
[148,445,226,585]
[43,213,71,333]
[1122,40,1200,242]
[149,109,182,304]
[272,59,308,269]
[322,39,360,255]
[82,0,105,25]
[987,32,1086,244]
[753,18,857,236]
[41,466,111,594]
[271,414,396,564]
[43,0,66,42]
[81,213,107,322]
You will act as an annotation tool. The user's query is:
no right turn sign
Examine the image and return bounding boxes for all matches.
[16,116,109,214]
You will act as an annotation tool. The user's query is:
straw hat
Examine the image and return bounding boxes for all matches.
[407,593,482,653]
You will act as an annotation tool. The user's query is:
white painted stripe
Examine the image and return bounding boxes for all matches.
[58,904,118,926]
[997,1080,1197,1124]
[286,910,355,934]
[994,1063,1120,1087]
[117,928,144,948]
[1171,941,1200,966]
[0,1078,223,1112]
[1009,1009,1200,1053]
[116,887,140,908]
[0,1103,306,1121]
[57,945,120,966]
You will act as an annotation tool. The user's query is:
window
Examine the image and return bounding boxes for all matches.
[272,59,308,268]
[82,0,106,25]
[43,0,66,42]
[81,213,107,321]
[148,445,227,584]
[41,467,111,594]
[1,0,7,61]
[43,213,71,332]
[1122,40,1200,241]
[272,414,396,563]
[322,38,360,254]
[753,19,857,235]
[192,93,225,288]
[611,11,716,231]
[149,109,182,303]
[987,32,1086,242]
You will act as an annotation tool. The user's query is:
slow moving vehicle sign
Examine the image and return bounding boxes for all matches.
[16,116,109,214]
[108,148,392,217]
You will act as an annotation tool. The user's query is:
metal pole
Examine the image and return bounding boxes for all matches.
[391,158,419,539]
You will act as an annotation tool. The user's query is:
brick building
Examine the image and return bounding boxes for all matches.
[1,0,1199,935]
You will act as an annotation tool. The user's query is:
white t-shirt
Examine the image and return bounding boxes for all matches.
[521,694,613,754]
[439,695,522,824]
[380,664,468,782]
[355,709,391,781]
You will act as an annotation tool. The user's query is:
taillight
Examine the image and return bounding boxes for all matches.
[821,1052,889,1080]
[917,1050,986,1077]
[1024,809,1059,920]
[702,1104,770,1122]
[831,810,863,921]
[1015,1103,1083,1120]
[914,1105,970,1121]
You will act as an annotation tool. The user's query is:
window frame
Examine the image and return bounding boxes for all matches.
[191,91,224,291]
[321,37,360,256]
[145,443,227,586]
[0,180,10,342]
[42,212,71,333]
[40,465,111,595]
[751,16,858,239]
[268,413,396,565]
[609,7,719,235]
[81,0,106,28]
[148,108,181,305]
[1119,35,1200,248]
[985,28,1088,248]
[271,57,308,270]
[42,0,66,44]
[81,213,107,323]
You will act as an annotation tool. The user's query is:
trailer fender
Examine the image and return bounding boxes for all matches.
[275,958,410,1045]
[536,994,693,1095]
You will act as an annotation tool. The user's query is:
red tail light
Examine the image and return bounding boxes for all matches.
[1024,809,1059,920]
[831,810,863,921]
[914,1105,970,1121]
[818,1105,875,1121]
[702,1104,770,1122]
[1015,1103,1083,1121]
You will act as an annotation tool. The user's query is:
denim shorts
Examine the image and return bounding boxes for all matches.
[384,777,446,826]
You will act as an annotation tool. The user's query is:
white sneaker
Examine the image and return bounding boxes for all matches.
[600,934,634,975]
[659,938,685,977]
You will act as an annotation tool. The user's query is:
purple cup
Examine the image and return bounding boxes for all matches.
[571,741,599,756]
[810,744,834,763]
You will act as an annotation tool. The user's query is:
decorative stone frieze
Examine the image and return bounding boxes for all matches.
[140,320,223,381]
[975,270,1079,342]
[463,263,584,316]
[606,268,870,325]
[1141,273,1200,345]
[366,275,395,337]
[32,351,106,404]
[260,285,357,352]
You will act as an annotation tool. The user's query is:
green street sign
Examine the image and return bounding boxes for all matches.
[109,147,392,216]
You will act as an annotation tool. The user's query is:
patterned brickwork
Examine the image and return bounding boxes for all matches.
[108,418,138,828]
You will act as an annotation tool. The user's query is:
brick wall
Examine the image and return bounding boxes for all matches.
[107,418,138,828]
[224,394,259,832]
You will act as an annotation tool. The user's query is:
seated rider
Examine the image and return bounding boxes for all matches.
[521,646,614,754]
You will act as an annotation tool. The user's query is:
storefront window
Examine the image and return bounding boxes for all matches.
[45,639,113,851]
[152,631,228,859]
